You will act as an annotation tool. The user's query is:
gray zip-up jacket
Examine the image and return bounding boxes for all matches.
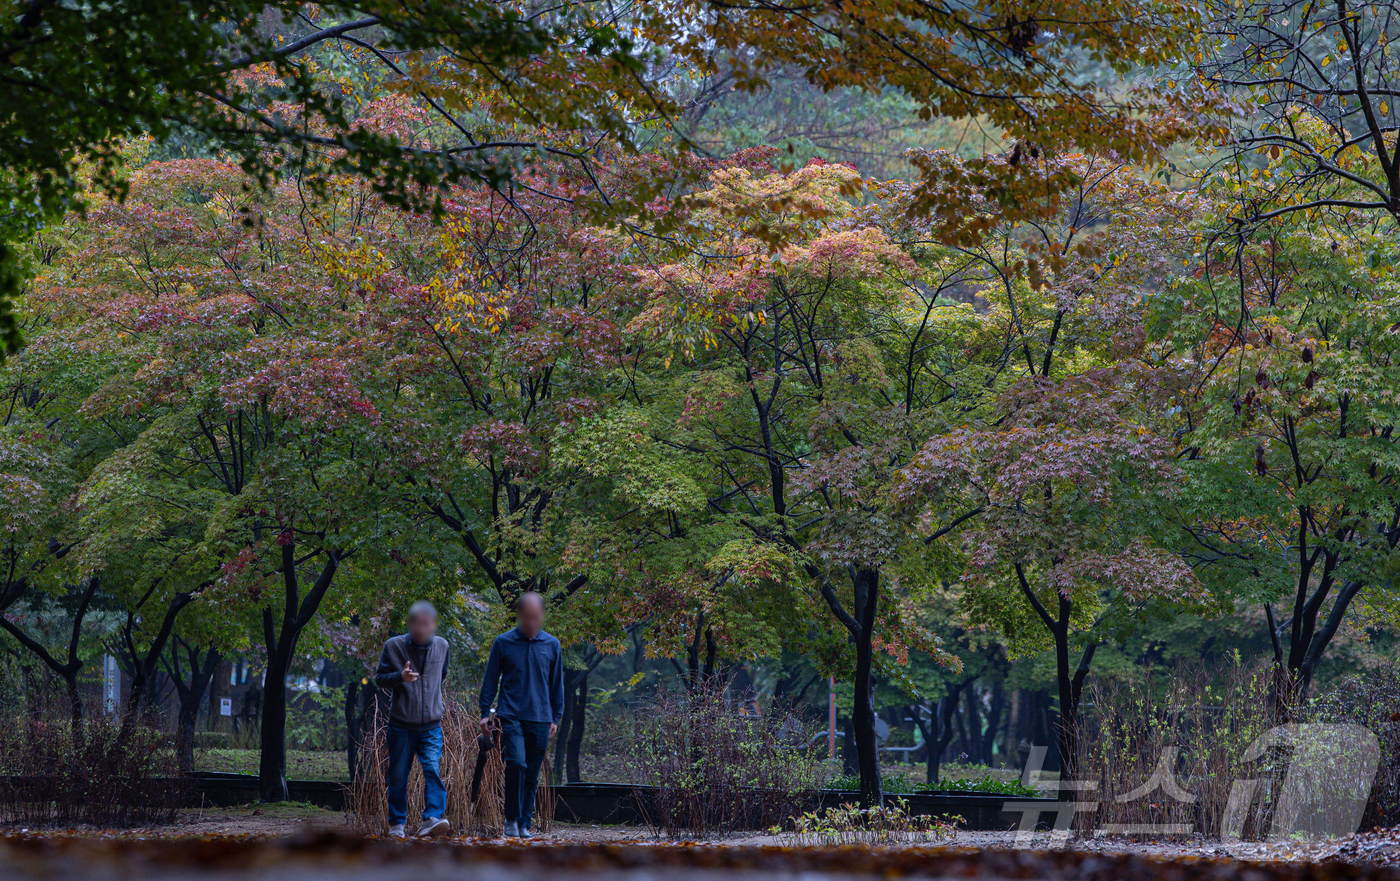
[374,633,450,730]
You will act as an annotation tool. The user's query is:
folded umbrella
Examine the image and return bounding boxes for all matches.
[470,731,496,804]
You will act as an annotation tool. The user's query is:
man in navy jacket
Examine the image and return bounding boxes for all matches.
[479,591,563,838]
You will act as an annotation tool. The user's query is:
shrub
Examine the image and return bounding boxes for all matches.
[193,731,232,750]
[0,712,183,827]
[288,687,348,751]
[1075,662,1276,838]
[823,772,1038,797]
[915,775,1038,797]
[782,798,956,846]
[1312,664,1400,830]
[613,678,823,836]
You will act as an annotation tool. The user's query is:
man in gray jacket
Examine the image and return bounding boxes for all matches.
[374,600,451,838]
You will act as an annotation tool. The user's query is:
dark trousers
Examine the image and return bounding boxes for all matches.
[386,724,445,825]
[500,717,550,828]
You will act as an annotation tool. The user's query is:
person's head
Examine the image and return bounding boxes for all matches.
[515,591,545,638]
[406,600,438,644]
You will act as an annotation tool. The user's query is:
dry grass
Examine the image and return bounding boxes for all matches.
[346,694,552,836]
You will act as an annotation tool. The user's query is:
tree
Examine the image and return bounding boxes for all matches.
[890,158,1207,788]
[1,0,1221,359]
[0,1,698,353]
[681,0,1218,251]
[34,154,421,799]
[364,159,639,617]
[1198,0,1400,229]
[0,577,100,743]
[165,637,222,773]
[0,263,113,742]
[623,158,980,806]
[898,368,1202,787]
[1160,196,1400,713]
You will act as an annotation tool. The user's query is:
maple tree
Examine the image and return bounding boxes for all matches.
[1,0,1226,361]
[677,0,1221,252]
[364,160,637,618]
[0,232,126,743]
[22,148,438,799]
[621,157,993,806]
[0,1,694,353]
[1158,184,1400,715]
[890,158,1207,786]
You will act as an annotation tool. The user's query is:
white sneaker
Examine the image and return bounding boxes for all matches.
[502,820,519,837]
[418,817,450,838]
[388,824,406,839]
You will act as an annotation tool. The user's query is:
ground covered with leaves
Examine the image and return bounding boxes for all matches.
[10,805,1400,870]
[7,830,1400,881]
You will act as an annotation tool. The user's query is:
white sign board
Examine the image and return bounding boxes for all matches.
[220,697,232,716]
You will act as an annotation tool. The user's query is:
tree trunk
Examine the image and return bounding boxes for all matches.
[683,614,715,693]
[923,682,964,785]
[1264,582,1360,723]
[964,683,982,762]
[979,678,1005,766]
[953,692,971,759]
[851,568,882,808]
[259,642,292,802]
[258,540,344,803]
[174,646,221,773]
[0,578,99,751]
[1005,688,1021,767]
[553,669,580,784]
[1052,625,1096,800]
[841,717,859,774]
[345,677,362,782]
[566,668,587,783]
[121,591,193,743]
[64,671,84,749]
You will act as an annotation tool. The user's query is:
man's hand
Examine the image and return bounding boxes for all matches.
[480,716,492,736]
[550,722,558,739]
[401,661,419,683]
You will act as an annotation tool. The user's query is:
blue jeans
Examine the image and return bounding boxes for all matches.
[501,717,550,828]
[386,724,446,825]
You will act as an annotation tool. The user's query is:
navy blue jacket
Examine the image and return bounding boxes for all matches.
[478,627,564,724]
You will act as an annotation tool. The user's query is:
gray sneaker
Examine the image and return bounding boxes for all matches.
[502,820,519,838]
[517,825,533,840]
[388,824,406,839]
[418,817,450,838]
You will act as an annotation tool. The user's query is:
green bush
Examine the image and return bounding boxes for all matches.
[824,772,1038,797]
[194,731,232,749]
[913,775,1039,797]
